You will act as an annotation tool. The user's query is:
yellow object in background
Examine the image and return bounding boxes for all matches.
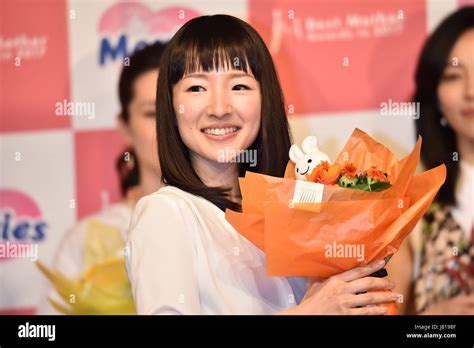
[36,258,135,315]
[36,218,135,315]
[83,220,125,270]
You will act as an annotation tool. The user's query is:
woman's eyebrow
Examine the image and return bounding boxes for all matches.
[228,72,254,79]
[182,73,208,80]
[182,72,254,80]
[137,101,155,107]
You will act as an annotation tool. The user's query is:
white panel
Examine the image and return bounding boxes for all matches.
[289,110,417,161]
[426,0,457,33]
[0,130,76,310]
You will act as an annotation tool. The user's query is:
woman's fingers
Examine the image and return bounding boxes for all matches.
[343,277,395,294]
[349,306,387,315]
[345,291,400,308]
[336,259,386,282]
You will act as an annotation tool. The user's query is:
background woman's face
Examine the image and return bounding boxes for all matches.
[437,28,474,141]
[123,69,160,173]
[172,68,261,165]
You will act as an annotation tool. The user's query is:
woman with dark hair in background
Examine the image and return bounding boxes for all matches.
[126,14,399,315]
[387,7,474,314]
[38,42,166,314]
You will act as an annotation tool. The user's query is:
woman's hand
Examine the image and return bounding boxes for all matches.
[281,259,400,315]
[421,294,474,315]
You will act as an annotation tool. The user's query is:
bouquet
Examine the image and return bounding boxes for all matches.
[225,129,446,314]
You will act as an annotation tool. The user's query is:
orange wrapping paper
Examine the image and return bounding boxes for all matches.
[226,129,446,280]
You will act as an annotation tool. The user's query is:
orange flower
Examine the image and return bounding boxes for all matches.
[306,161,328,182]
[341,162,357,179]
[367,166,388,182]
[306,161,342,185]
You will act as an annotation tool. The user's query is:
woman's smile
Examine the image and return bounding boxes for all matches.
[200,124,241,141]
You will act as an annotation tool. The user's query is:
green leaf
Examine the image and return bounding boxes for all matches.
[369,181,391,192]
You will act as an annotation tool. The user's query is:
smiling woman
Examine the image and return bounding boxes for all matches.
[125,14,397,315]
[156,14,292,212]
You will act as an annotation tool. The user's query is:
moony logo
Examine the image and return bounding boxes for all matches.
[97,3,201,66]
[0,189,48,262]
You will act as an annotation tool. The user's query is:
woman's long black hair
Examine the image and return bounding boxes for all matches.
[414,7,474,206]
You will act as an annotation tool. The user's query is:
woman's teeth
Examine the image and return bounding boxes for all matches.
[203,127,238,135]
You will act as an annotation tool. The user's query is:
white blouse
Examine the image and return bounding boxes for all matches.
[125,185,307,315]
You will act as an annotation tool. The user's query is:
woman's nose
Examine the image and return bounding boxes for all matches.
[206,90,232,118]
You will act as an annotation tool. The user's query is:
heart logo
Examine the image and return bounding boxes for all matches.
[98,3,201,35]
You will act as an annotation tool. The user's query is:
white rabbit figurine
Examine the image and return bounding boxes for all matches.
[289,136,330,180]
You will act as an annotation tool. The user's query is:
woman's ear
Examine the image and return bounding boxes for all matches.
[117,114,133,146]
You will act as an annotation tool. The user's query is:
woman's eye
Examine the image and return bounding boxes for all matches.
[233,84,250,91]
[187,85,205,92]
[145,111,156,118]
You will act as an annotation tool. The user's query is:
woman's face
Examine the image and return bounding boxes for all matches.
[437,28,474,141]
[172,68,261,166]
[120,69,160,173]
